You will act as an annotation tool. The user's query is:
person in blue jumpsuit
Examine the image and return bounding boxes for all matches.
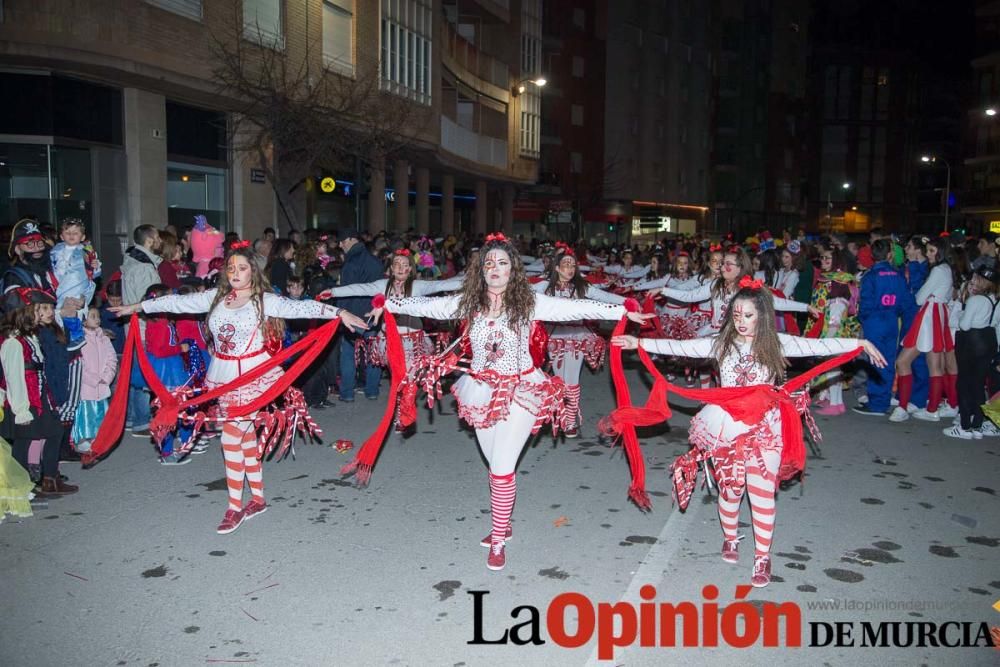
[854,239,917,415]
[904,238,930,410]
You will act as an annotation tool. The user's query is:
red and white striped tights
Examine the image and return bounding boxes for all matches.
[716,448,780,558]
[221,419,263,511]
[475,402,537,547]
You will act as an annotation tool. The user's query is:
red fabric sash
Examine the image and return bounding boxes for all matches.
[770,288,801,335]
[606,298,651,510]
[340,294,407,485]
[602,340,862,502]
[640,293,666,337]
[83,313,341,465]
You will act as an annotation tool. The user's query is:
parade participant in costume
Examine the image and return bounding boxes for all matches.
[775,244,801,300]
[902,235,932,417]
[317,249,464,367]
[609,281,886,587]
[2,219,72,315]
[190,215,224,279]
[650,248,812,388]
[109,242,369,534]
[0,433,34,523]
[356,233,652,571]
[805,248,861,415]
[604,249,650,284]
[533,247,626,437]
[892,237,957,422]
[51,217,101,317]
[0,289,78,497]
[853,239,916,417]
[947,265,1000,439]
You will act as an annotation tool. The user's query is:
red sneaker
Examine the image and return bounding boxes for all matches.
[243,499,268,521]
[487,542,506,571]
[564,427,579,439]
[751,555,772,588]
[480,526,513,548]
[216,509,245,535]
[722,537,741,563]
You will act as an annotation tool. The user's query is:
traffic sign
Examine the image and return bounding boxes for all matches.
[320,177,337,193]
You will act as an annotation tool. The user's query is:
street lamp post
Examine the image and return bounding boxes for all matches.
[827,182,851,233]
[511,77,547,97]
[920,155,951,233]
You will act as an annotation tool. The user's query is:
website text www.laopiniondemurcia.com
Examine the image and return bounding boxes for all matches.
[466,587,998,660]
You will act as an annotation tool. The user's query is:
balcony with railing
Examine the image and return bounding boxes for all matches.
[442,19,510,96]
[440,116,508,171]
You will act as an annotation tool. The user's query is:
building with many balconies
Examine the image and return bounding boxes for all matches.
[0,0,544,267]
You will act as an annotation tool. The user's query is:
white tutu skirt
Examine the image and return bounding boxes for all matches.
[688,405,783,456]
[452,368,566,433]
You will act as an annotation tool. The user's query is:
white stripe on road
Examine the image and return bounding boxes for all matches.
[583,497,703,666]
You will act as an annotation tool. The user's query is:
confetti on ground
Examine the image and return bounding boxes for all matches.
[553,516,569,528]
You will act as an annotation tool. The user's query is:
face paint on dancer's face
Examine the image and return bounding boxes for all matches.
[227,256,253,290]
[732,299,758,338]
[391,256,411,282]
[556,255,576,283]
[708,252,723,277]
[721,254,742,282]
[483,249,512,289]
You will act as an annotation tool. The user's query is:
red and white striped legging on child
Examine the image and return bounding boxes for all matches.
[221,419,263,511]
[717,448,780,559]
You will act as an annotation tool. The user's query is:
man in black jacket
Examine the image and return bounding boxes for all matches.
[335,228,383,401]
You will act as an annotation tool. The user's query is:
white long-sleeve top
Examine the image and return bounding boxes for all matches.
[632,274,698,292]
[774,268,800,297]
[326,276,464,299]
[386,293,626,375]
[531,280,626,330]
[141,289,341,385]
[660,282,808,330]
[0,336,39,424]
[639,334,861,387]
[959,294,1000,333]
[915,264,953,306]
[604,264,651,280]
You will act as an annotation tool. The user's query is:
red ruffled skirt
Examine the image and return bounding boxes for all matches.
[901,301,954,353]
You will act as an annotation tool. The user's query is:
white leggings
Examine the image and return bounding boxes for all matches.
[550,349,586,386]
[475,402,538,476]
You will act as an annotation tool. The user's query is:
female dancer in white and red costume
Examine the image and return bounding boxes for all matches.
[319,249,463,367]
[364,233,651,571]
[111,244,368,534]
[611,281,885,587]
[531,247,626,437]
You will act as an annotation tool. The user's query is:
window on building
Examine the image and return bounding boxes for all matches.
[572,8,585,29]
[570,152,583,173]
[519,0,542,157]
[323,0,354,73]
[144,0,202,21]
[243,0,283,48]
[572,56,585,78]
[380,0,432,104]
[571,104,584,126]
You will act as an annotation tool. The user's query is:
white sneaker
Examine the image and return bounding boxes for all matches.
[906,403,919,414]
[979,421,1000,437]
[890,397,899,407]
[888,406,910,422]
[942,424,973,440]
[857,394,869,406]
[971,428,984,440]
[936,405,958,419]
[912,408,941,422]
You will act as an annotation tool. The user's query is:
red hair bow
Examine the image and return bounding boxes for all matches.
[676,250,690,258]
[394,248,411,257]
[229,239,251,250]
[709,244,723,252]
[738,275,764,290]
[485,232,508,243]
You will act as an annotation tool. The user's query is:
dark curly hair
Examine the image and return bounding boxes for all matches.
[544,252,590,299]
[456,237,535,330]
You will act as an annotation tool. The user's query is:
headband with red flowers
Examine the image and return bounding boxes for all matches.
[676,250,690,258]
[738,275,764,290]
[394,248,411,257]
[709,244,723,252]
[485,232,508,243]
[229,240,251,250]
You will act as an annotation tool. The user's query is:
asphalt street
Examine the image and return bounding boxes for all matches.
[1,357,998,666]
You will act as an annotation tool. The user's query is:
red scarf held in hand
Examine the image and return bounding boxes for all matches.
[602,343,862,492]
[340,294,407,485]
[605,298,652,511]
[83,313,342,466]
